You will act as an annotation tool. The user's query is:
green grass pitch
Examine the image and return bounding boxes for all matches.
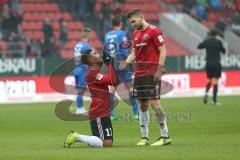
[0,96,239,160]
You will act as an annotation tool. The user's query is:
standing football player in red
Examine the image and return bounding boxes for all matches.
[120,8,171,146]
[64,49,119,148]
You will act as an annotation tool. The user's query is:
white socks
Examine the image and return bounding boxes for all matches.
[76,134,103,147]
[139,111,149,138]
[154,107,169,138]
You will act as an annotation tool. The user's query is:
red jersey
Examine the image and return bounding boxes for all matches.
[132,24,165,77]
[85,64,119,119]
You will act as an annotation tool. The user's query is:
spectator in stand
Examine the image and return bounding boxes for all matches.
[59,19,68,46]
[181,0,197,14]
[1,4,11,36]
[78,0,87,15]
[197,0,208,8]
[10,5,23,33]
[209,0,223,11]
[41,39,59,58]
[0,0,8,14]
[231,11,240,36]
[42,18,60,57]
[231,11,240,25]
[224,0,235,16]
[7,31,24,57]
[116,0,125,3]
[101,0,112,34]
[29,39,42,57]
[111,1,123,17]
[43,18,54,43]
[0,32,8,58]
[65,0,79,14]
[195,3,208,21]
[215,16,226,38]
[86,0,96,16]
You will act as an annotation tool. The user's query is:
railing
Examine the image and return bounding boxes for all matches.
[0,41,27,58]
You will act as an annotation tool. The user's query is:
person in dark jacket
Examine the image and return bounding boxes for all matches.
[198,29,226,105]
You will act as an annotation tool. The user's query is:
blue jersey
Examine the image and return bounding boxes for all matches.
[74,42,92,67]
[104,29,132,82]
[73,41,92,88]
[104,30,129,60]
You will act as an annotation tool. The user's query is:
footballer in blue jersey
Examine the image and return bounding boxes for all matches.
[104,16,139,120]
[73,28,92,114]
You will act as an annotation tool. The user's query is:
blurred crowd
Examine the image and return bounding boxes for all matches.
[0,0,24,57]
[1,0,240,58]
[0,0,67,58]
[53,0,127,40]
[98,0,125,34]
[178,0,240,37]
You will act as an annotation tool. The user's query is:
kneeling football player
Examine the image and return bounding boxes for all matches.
[64,49,119,148]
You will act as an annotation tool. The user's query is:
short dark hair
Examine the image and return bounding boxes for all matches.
[80,54,90,65]
[81,27,91,33]
[210,29,218,37]
[112,16,122,27]
[125,8,144,19]
[80,27,91,39]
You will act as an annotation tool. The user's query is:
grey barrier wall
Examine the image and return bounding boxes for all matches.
[159,13,229,54]
[225,29,240,54]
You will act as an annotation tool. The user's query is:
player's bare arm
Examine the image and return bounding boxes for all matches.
[119,48,136,70]
[154,44,167,83]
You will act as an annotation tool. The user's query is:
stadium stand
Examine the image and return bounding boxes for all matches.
[162,0,240,38]
[1,0,195,58]
[19,0,102,58]
[93,0,190,56]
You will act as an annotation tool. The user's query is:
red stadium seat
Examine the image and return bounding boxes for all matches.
[21,1,102,58]
[236,1,240,10]
[64,41,77,49]
[60,50,73,58]
[20,0,47,2]
[52,22,60,30]
[68,31,80,40]
[62,12,71,21]
[54,31,60,39]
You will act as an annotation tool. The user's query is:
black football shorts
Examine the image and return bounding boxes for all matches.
[133,75,161,100]
[206,62,222,78]
[90,116,113,141]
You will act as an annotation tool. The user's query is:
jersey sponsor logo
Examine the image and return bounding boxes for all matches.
[106,34,117,39]
[143,34,148,41]
[95,73,103,80]
[136,43,147,47]
[158,35,164,42]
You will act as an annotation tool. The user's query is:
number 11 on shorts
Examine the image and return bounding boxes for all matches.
[105,128,112,137]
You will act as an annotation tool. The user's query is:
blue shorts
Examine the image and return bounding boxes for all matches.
[116,67,133,83]
[73,65,87,88]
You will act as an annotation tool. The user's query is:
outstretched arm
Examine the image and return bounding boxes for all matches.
[95,64,120,86]
[119,48,136,70]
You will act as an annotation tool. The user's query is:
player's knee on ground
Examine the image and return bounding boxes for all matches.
[139,100,148,112]
[103,139,113,147]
